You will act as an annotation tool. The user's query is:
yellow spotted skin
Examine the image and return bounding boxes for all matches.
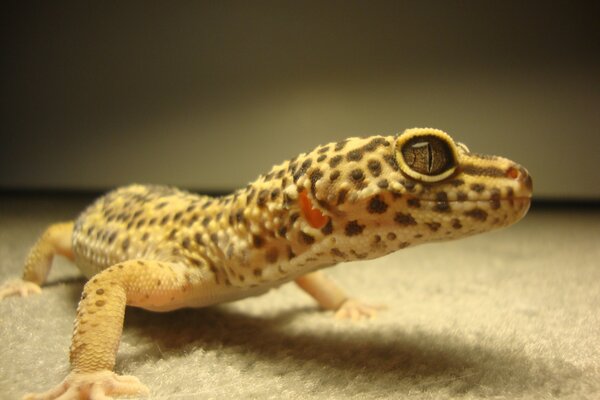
[1,128,532,399]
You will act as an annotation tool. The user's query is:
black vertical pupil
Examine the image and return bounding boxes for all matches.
[401,135,454,175]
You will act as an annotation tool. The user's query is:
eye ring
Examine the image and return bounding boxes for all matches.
[395,128,459,183]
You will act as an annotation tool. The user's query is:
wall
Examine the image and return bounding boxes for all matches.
[1,1,599,199]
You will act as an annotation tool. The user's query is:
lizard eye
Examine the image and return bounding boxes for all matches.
[395,129,458,182]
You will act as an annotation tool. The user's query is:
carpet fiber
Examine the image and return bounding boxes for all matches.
[1,195,599,399]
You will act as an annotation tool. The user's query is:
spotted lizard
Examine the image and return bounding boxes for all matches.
[0,128,532,399]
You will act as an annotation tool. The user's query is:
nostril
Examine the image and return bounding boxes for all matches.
[506,166,520,180]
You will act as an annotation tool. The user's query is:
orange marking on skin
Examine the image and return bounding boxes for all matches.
[299,190,329,229]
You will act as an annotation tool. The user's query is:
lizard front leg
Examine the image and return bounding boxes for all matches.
[295,271,382,320]
[0,221,74,300]
[24,259,195,400]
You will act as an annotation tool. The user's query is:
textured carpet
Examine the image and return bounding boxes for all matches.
[0,195,599,399]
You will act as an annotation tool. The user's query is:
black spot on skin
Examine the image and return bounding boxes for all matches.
[107,232,117,244]
[182,238,190,249]
[471,183,485,193]
[276,169,285,179]
[270,188,281,200]
[350,249,368,259]
[252,235,265,248]
[329,170,340,181]
[329,155,343,168]
[294,159,313,182]
[121,238,130,251]
[160,215,169,225]
[490,189,501,210]
[331,248,346,258]
[387,232,397,240]
[186,215,198,226]
[321,218,333,235]
[368,196,388,214]
[210,233,219,244]
[426,222,441,232]
[457,192,468,202]
[337,189,348,205]
[465,208,487,222]
[377,179,389,189]
[96,289,104,295]
[345,220,365,236]
[449,179,465,187]
[401,180,416,192]
[141,232,150,241]
[434,192,451,213]
[465,208,488,221]
[373,234,381,243]
[334,140,349,151]
[149,217,157,226]
[289,212,300,224]
[278,226,288,237]
[350,169,365,183]
[235,209,245,223]
[263,171,275,182]
[173,211,183,222]
[246,189,256,204]
[394,212,417,226]
[300,231,315,244]
[391,191,402,199]
[188,258,201,267]
[364,137,388,152]
[407,198,421,208]
[317,146,330,154]
[367,159,382,177]
[383,154,399,171]
[310,169,323,196]
[155,201,168,210]
[194,232,204,245]
[256,190,269,208]
[287,245,296,259]
[168,229,178,240]
[317,154,327,162]
[347,149,364,162]
[253,269,262,277]
[452,219,462,229]
[136,219,146,229]
[266,248,279,263]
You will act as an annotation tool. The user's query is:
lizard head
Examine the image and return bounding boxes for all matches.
[282,127,532,261]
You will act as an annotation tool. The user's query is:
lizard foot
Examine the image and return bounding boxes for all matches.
[23,370,149,400]
[0,279,41,300]
[334,298,385,321]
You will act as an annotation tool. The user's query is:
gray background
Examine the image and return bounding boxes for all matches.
[1,1,599,199]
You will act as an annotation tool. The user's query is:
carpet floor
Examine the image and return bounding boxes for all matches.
[1,195,599,399]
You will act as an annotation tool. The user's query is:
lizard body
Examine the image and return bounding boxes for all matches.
[0,128,532,399]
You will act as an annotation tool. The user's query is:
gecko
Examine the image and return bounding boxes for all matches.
[0,128,532,399]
